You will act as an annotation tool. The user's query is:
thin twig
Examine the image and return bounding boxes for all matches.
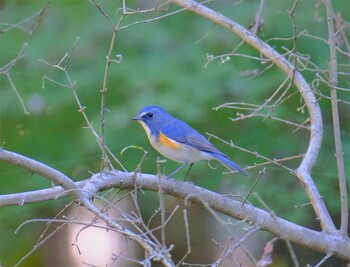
[0,43,29,114]
[325,0,348,235]
[176,209,191,266]
[0,1,50,34]
[90,0,126,171]
[212,225,260,266]
[207,133,299,174]
[170,0,336,233]
[284,238,300,267]
[313,251,334,267]
[242,168,265,205]
[39,39,125,171]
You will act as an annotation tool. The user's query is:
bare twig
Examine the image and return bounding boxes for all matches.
[313,251,334,267]
[325,0,348,236]
[170,0,336,234]
[212,225,260,266]
[40,39,126,171]
[157,173,167,247]
[0,152,349,260]
[0,1,50,34]
[284,238,300,267]
[90,0,126,171]
[176,209,191,266]
[0,148,175,266]
[14,203,73,266]
[248,0,264,34]
[242,168,265,205]
[207,133,300,174]
[0,43,29,114]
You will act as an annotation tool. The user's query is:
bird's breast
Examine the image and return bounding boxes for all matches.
[148,131,214,164]
[158,132,182,149]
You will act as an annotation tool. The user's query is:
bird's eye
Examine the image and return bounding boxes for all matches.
[147,113,153,118]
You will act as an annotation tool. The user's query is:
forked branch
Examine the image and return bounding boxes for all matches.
[0,149,349,261]
[170,0,337,234]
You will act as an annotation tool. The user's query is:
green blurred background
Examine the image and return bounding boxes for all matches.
[0,0,349,266]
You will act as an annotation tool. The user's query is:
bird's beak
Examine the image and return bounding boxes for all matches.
[132,115,142,121]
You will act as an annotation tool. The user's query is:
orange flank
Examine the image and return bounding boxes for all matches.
[159,132,181,149]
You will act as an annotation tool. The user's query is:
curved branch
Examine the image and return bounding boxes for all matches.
[170,0,336,233]
[0,149,175,266]
[0,148,82,196]
[0,169,349,261]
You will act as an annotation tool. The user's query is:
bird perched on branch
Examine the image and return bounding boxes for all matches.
[132,105,247,178]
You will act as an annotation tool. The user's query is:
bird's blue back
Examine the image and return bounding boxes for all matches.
[141,106,228,157]
[135,106,247,176]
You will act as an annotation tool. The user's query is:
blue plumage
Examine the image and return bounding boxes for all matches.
[209,152,248,176]
[133,106,247,176]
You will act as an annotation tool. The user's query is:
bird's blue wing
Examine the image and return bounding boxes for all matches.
[211,153,248,176]
[161,119,248,176]
[160,118,221,154]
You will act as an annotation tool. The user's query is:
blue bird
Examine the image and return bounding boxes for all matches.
[132,106,248,178]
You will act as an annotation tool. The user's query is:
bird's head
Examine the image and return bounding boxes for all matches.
[132,106,169,136]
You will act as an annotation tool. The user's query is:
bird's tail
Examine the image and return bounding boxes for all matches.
[212,153,248,176]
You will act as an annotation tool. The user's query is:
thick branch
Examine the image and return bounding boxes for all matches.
[0,181,88,207]
[1,170,349,261]
[0,149,174,266]
[0,148,82,196]
[170,0,336,233]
